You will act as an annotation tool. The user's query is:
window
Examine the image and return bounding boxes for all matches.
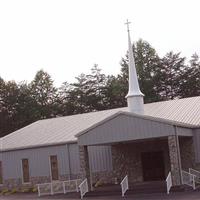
[21,159,30,183]
[0,161,3,184]
[50,155,59,180]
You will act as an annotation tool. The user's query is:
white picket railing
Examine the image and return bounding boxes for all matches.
[181,170,195,190]
[189,168,200,184]
[63,179,82,193]
[52,181,64,194]
[79,178,88,199]
[37,179,82,197]
[166,172,172,194]
[37,182,52,197]
[120,175,129,197]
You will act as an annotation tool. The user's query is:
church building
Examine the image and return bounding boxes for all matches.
[0,23,200,193]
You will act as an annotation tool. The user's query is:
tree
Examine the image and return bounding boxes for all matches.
[0,70,59,137]
[14,82,38,127]
[84,64,107,111]
[29,70,58,119]
[103,75,127,109]
[60,65,107,114]
[58,81,77,116]
[155,52,186,100]
[179,53,200,97]
[0,77,10,137]
[0,79,22,136]
[119,39,161,103]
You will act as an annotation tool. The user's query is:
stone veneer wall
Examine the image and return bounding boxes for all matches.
[179,136,200,171]
[79,146,91,190]
[91,171,115,186]
[111,139,170,183]
[179,137,195,171]
[170,136,200,185]
[168,135,182,185]
[0,174,82,190]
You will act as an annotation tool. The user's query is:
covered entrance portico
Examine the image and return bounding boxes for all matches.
[111,138,170,184]
[76,111,193,191]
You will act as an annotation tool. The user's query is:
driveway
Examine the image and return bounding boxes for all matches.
[1,191,200,200]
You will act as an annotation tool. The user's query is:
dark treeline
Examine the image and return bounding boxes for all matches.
[1,39,200,137]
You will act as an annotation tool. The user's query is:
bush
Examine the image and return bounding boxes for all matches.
[0,188,9,195]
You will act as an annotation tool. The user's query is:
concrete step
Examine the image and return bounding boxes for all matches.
[86,181,168,197]
[85,190,121,197]
[86,185,121,197]
[128,181,167,194]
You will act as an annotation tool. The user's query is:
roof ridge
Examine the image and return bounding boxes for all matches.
[1,95,200,151]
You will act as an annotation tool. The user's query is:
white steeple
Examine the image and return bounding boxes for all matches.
[125,20,144,114]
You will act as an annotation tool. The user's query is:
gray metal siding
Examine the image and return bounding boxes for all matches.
[2,145,70,179]
[1,143,113,180]
[68,144,113,173]
[88,146,112,172]
[193,129,200,163]
[68,143,80,174]
[78,114,177,146]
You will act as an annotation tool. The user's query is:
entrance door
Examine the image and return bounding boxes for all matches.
[141,151,165,181]
[50,155,59,181]
[22,158,30,183]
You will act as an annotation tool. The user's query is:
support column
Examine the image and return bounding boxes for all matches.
[168,135,182,185]
[79,145,91,191]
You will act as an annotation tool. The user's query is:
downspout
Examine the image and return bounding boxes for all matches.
[87,148,93,191]
[174,126,182,184]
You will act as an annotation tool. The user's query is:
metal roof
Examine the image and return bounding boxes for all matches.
[1,96,200,151]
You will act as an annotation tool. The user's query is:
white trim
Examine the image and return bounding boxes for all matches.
[21,158,31,184]
[2,140,77,152]
[49,156,53,181]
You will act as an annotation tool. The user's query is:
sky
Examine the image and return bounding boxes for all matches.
[0,0,200,86]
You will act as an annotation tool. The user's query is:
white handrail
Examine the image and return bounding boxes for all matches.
[79,178,88,199]
[189,168,200,184]
[120,175,129,197]
[181,170,196,190]
[166,172,172,194]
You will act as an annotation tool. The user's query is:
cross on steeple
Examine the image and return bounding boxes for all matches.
[125,19,131,32]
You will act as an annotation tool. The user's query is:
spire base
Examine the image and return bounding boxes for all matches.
[127,95,144,115]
